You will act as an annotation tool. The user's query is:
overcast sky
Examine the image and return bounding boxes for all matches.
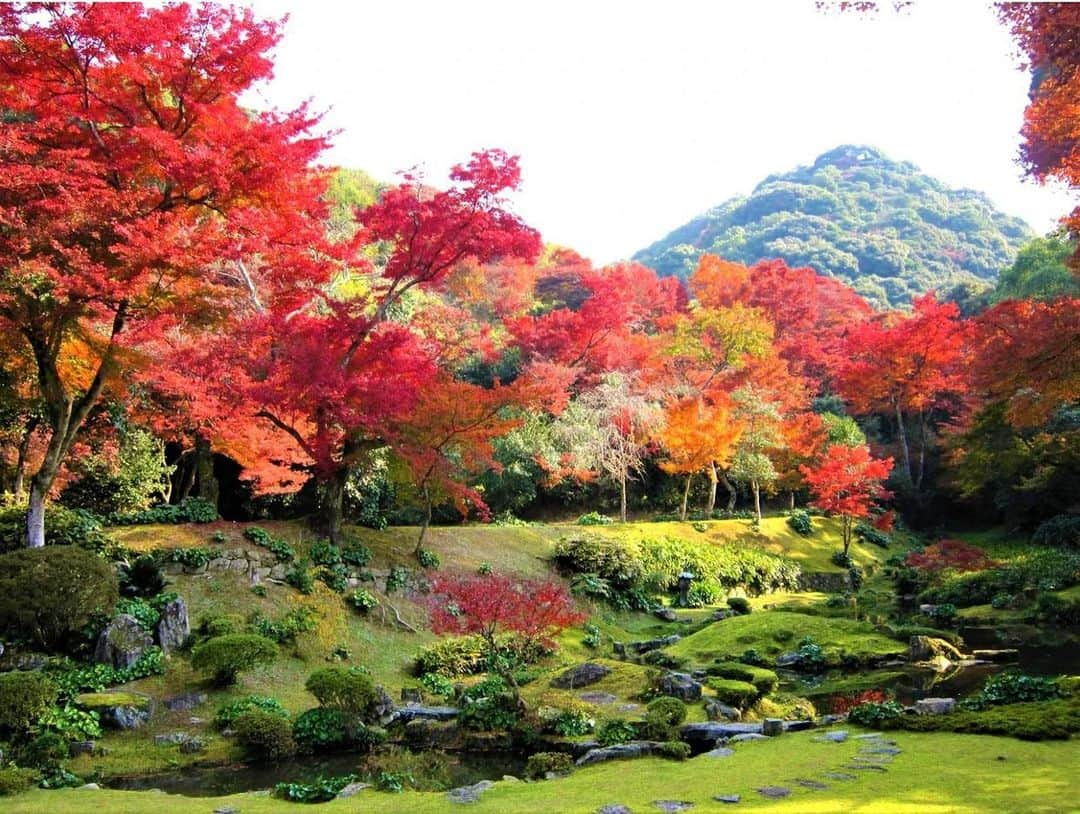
[244,0,1075,264]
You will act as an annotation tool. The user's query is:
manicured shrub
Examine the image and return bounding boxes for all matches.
[414,634,549,677]
[233,709,297,761]
[305,667,379,720]
[727,596,751,615]
[17,730,68,769]
[341,541,372,568]
[554,534,643,588]
[0,546,118,651]
[787,510,813,536]
[920,549,1080,607]
[576,511,613,526]
[708,662,778,694]
[457,676,520,731]
[596,718,637,746]
[196,613,242,640]
[0,671,57,735]
[541,703,595,736]
[0,766,37,796]
[309,540,342,566]
[875,697,1080,741]
[190,634,278,686]
[1031,514,1080,550]
[658,740,691,760]
[646,696,688,726]
[854,522,890,549]
[905,539,996,574]
[686,580,722,607]
[708,678,759,709]
[214,695,289,730]
[107,497,218,526]
[1035,591,1080,624]
[524,751,574,779]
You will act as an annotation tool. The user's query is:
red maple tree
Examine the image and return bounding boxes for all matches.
[800,444,893,555]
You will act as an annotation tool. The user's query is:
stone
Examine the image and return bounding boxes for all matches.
[818,730,848,743]
[213,808,239,814]
[775,652,801,667]
[713,795,741,804]
[652,802,693,812]
[703,747,735,758]
[622,635,682,655]
[94,614,153,669]
[154,732,189,745]
[761,718,783,737]
[658,672,702,702]
[598,806,632,814]
[447,780,495,804]
[818,714,846,726]
[908,635,963,663]
[971,648,1019,662]
[576,741,666,766]
[847,764,887,772]
[372,685,395,720]
[336,782,370,798]
[551,662,611,689]
[178,736,205,754]
[729,733,769,743]
[796,779,828,790]
[823,772,856,781]
[861,746,902,755]
[388,705,459,724]
[401,687,423,704]
[155,596,190,653]
[854,733,884,739]
[680,722,762,749]
[269,564,288,580]
[68,740,95,757]
[782,719,814,733]
[79,783,101,790]
[915,697,956,716]
[578,692,618,705]
[163,692,206,712]
[756,787,791,799]
[654,607,679,622]
[704,700,741,721]
[403,719,461,750]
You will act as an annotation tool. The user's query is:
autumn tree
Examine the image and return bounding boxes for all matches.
[800,444,893,556]
[729,385,785,523]
[0,3,332,546]
[426,574,584,703]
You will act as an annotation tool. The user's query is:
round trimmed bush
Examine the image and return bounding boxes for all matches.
[596,718,637,746]
[524,751,574,780]
[708,661,778,694]
[726,596,751,615]
[233,709,297,761]
[646,696,688,727]
[304,667,379,720]
[0,671,57,735]
[190,634,278,686]
[708,678,759,709]
[0,766,37,797]
[0,546,118,652]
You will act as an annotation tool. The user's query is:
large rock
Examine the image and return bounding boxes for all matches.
[908,636,963,663]
[94,615,153,670]
[155,596,190,653]
[575,741,667,766]
[388,705,459,725]
[704,700,741,721]
[915,697,956,716]
[163,692,206,712]
[551,662,611,689]
[614,635,682,656]
[404,719,462,750]
[658,672,702,702]
[78,692,154,730]
[680,721,762,749]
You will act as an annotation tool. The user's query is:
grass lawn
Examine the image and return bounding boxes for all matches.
[10,730,1078,813]
[667,611,906,667]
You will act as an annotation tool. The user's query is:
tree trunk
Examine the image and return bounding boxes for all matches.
[177,452,196,501]
[915,409,927,491]
[619,474,628,523]
[194,433,219,508]
[680,474,692,522]
[894,400,912,485]
[416,484,433,554]
[706,463,718,514]
[788,491,795,510]
[720,469,737,512]
[322,467,347,544]
[12,418,38,498]
[26,479,47,548]
[752,480,761,524]
[25,420,69,548]
[842,515,852,555]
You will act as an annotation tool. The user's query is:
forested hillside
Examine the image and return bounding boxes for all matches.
[634,145,1033,308]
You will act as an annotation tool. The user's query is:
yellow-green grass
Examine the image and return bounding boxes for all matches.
[10,731,1079,813]
[667,611,906,666]
[537,516,896,573]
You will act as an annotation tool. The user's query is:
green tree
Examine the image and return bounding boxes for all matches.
[993,233,1080,302]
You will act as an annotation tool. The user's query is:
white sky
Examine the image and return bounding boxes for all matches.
[243,0,1076,265]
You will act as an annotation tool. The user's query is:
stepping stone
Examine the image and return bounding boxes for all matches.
[703,747,735,758]
[598,806,632,814]
[854,733,884,739]
[861,746,902,755]
[846,764,888,772]
[447,780,495,803]
[795,779,828,790]
[652,802,694,812]
[823,772,856,781]
[756,786,791,799]
[852,755,892,764]
[816,730,848,743]
[729,733,769,743]
[713,795,741,804]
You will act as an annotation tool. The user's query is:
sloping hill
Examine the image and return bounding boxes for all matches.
[634,145,1033,308]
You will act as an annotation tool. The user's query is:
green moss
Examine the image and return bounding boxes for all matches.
[75,692,151,710]
[707,678,758,708]
[707,662,778,693]
[879,696,1080,741]
[667,610,905,667]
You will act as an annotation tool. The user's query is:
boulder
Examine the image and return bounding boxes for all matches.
[579,692,618,705]
[680,721,762,748]
[77,691,154,730]
[68,740,95,757]
[756,786,791,799]
[372,685,395,721]
[614,635,682,656]
[704,700,741,722]
[729,732,770,742]
[447,780,495,804]
[552,662,611,689]
[908,636,963,663]
[388,705,459,724]
[94,614,153,669]
[915,697,956,716]
[576,741,667,767]
[654,607,679,622]
[775,652,801,668]
[598,806,632,814]
[658,672,702,702]
[178,736,205,754]
[971,649,1019,663]
[155,597,190,653]
[404,719,462,750]
[761,718,784,737]
[652,802,694,812]
[818,730,848,743]
[713,795,740,804]
[337,782,370,798]
[163,692,207,712]
[703,747,735,758]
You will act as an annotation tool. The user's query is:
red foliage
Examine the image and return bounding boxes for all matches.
[800,443,893,552]
[426,574,585,649]
[830,689,889,715]
[904,539,997,575]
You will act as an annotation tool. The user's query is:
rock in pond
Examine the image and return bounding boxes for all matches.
[94,614,153,670]
[908,635,963,663]
[551,662,611,689]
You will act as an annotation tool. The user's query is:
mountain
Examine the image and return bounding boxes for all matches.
[633,145,1034,308]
